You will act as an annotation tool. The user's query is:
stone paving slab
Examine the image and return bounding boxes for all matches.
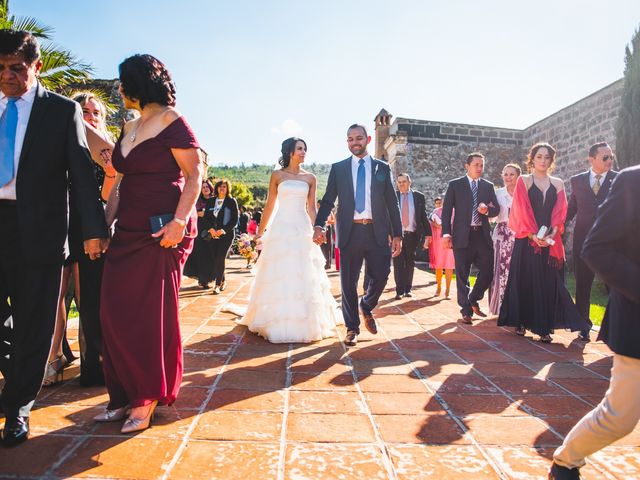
[0,257,638,479]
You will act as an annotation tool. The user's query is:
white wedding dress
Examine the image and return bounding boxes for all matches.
[236,179,343,343]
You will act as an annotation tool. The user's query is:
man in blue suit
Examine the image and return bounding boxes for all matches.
[314,124,402,346]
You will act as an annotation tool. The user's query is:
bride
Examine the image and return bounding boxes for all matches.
[236,137,342,343]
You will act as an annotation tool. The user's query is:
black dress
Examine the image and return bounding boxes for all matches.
[183,196,215,286]
[498,183,590,336]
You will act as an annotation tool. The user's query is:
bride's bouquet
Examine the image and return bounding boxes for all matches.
[236,233,258,262]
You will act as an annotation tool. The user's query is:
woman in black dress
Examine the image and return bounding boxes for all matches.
[204,179,239,294]
[498,143,589,342]
[184,179,215,287]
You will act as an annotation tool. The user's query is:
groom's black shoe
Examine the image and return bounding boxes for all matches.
[344,331,358,346]
[1,416,29,447]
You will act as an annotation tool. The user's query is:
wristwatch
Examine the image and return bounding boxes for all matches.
[173,216,187,226]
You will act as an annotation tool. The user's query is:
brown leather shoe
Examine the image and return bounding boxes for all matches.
[471,304,487,318]
[344,330,357,346]
[461,315,473,325]
[360,306,377,334]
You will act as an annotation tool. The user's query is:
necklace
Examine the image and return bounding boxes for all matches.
[129,107,166,142]
[129,117,146,142]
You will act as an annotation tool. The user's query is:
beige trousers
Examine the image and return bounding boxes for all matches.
[553,353,640,469]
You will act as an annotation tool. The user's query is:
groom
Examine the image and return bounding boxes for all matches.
[314,124,402,346]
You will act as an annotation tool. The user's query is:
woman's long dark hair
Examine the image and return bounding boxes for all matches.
[279,137,307,168]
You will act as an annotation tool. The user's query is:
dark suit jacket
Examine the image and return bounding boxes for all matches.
[441,176,499,248]
[315,157,402,249]
[16,84,107,265]
[582,166,640,359]
[567,169,617,251]
[203,196,239,236]
[396,189,432,238]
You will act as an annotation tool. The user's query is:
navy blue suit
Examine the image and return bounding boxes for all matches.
[316,157,402,333]
[442,176,499,317]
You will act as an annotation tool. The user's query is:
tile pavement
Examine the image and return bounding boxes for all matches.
[0,257,638,479]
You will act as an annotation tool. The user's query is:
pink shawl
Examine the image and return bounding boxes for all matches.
[508,176,567,269]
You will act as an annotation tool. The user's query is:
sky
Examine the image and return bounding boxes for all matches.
[12,0,640,166]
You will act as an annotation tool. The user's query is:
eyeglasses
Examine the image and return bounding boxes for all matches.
[602,155,614,161]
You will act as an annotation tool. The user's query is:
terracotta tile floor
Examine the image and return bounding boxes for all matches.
[0,257,638,479]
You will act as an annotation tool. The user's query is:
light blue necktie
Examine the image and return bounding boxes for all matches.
[355,159,365,213]
[0,98,18,187]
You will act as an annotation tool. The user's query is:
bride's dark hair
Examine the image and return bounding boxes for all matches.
[279,137,307,168]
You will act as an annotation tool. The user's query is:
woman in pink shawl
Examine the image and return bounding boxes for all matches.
[497,143,589,343]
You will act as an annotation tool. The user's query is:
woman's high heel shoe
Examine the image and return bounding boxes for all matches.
[42,355,68,387]
[121,400,157,434]
[94,405,130,422]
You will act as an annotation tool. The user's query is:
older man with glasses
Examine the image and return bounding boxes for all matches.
[566,142,617,342]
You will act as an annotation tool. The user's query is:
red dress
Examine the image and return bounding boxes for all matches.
[101,117,199,409]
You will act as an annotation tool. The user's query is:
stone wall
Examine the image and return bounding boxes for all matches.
[523,79,624,179]
[385,119,524,205]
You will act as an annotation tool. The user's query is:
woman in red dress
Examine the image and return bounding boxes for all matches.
[95,54,202,433]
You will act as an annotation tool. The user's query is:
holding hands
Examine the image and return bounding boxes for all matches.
[313,227,327,245]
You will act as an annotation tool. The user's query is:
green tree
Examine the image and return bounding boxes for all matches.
[231,181,254,207]
[1,0,94,90]
[616,26,640,169]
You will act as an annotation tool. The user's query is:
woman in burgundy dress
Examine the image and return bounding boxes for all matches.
[95,54,202,433]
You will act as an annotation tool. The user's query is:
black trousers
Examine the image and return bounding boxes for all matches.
[0,203,62,418]
[339,224,391,333]
[453,229,494,317]
[393,231,419,295]
[77,252,105,385]
[574,247,596,332]
[210,234,234,286]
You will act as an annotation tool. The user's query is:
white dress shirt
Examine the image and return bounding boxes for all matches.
[399,190,416,232]
[0,82,38,200]
[351,154,372,219]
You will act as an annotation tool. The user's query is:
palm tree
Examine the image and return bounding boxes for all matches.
[1,0,94,90]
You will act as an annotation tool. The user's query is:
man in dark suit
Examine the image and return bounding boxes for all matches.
[0,30,108,446]
[549,165,640,480]
[442,152,499,324]
[566,142,617,342]
[393,173,431,299]
[314,124,402,346]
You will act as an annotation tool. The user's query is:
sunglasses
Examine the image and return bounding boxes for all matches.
[602,155,614,161]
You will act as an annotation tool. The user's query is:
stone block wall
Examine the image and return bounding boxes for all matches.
[386,119,524,206]
[522,79,623,180]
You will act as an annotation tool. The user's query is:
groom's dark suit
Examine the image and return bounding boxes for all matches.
[566,169,617,324]
[316,156,402,333]
[0,84,107,422]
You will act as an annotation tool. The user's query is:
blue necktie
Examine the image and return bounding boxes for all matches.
[471,179,481,225]
[355,159,365,213]
[0,98,18,187]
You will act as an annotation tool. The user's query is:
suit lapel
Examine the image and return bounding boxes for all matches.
[18,83,50,176]
[370,157,378,199]
[596,171,614,202]
[344,157,355,202]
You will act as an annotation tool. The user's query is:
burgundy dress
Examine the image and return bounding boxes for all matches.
[101,117,198,409]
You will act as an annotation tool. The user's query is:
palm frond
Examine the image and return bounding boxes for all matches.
[38,43,94,89]
[7,15,53,38]
[64,87,119,116]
